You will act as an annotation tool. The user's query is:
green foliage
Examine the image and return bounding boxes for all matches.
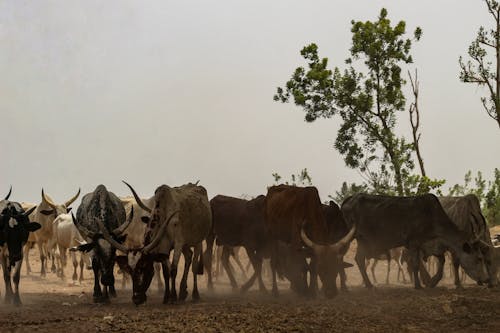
[448,169,500,226]
[272,168,313,186]
[459,0,500,128]
[330,181,368,203]
[274,8,438,196]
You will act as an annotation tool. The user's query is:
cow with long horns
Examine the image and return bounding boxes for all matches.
[0,194,41,305]
[71,185,133,303]
[265,185,356,298]
[26,188,80,276]
[117,181,212,305]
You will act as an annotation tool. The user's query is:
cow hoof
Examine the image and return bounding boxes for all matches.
[192,291,200,302]
[179,290,188,301]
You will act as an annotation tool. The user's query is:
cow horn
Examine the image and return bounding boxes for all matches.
[300,225,322,252]
[4,186,12,200]
[23,205,37,217]
[41,189,57,210]
[95,215,129,253]
[194,180,200,186]
[64,188,81,208]
[122,181,152,213]
[113,206,134,236]
[329,224,356,253]
[143,210,179,253]
[71,212,96,240]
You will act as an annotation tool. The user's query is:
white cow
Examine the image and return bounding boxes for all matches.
[49,213,90,282]
[26,189,80,277]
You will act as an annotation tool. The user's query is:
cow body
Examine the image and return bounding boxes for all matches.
[341,193,489,289]
[420,195,497,288]
[73,185,130,303]
[206,195,269,292]
[0,198,40,305]
[266,185,355,298]
[49,213,89,282]
[120,182,212,305]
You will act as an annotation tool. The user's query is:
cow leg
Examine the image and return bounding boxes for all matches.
[204,232,215,291]
[91,257,104,303]
[408,248,422,289]
[38,242,46,277]
[23,242,32,275]
[338,266,348,291]
[232,247,248,279]
[1,255,13,303]
[12,260,22,306]
[71,249,78,281]
[270,256,279,297]
[50,244,57,274]
[214,245,222,280]
[79,253,85,283]
[160,260,170,304]
[222,246,238,290]
[428,254,445,288]
[309,255,318,298]
[396,253,406,283]
[241,248,266,293]
[451,254,463,289]
[385,251,391,284]
[169,246,182,303]
[154,262,164,293]
[178,247,193,301]
[369,259,378,284]
[191,243,203,301]
[355,247,373,288]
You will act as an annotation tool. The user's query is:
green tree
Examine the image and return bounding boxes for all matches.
[330,181,368,203]
[459,0,500,129]
[272,168,313,186]
[275,8,432,195]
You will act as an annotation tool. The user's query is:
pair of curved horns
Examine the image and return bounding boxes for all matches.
[42,188,81,210]
[301,222,356,254]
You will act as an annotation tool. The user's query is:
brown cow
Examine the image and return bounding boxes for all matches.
[265,185,355,298]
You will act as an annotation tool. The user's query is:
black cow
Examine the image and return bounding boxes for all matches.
[342,193,490,289]
[72,185,132,303]
[205,195,270,293]
[0,190,40,305]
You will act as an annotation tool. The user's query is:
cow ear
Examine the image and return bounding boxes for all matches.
[141,216,150,224]
[462,242,473,254]
[66,207,72,213]
[342,261,354,268]
[40,209,54,216]
[26,222,41,232]
[74,242,95,253]
[153,253,168,262]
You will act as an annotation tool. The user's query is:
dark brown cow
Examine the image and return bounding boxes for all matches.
[266,185,355,298]
[205,195,270,293]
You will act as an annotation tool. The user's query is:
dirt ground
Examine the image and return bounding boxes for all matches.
[1,243,500,333]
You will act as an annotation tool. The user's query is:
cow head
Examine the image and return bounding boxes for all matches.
[40,188,80,217]
[71,208,133,286]
[300,224,356,298]
[457,238,490,284]
[0,203,40,265]
[274,241,309,295]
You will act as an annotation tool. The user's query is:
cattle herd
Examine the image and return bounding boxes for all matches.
[1,182,499,307]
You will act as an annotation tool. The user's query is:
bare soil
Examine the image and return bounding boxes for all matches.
[1,243,499,333]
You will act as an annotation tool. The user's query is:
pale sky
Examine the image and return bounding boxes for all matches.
[1,0,499,204]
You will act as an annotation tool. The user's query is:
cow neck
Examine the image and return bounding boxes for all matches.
[434,221,467,255]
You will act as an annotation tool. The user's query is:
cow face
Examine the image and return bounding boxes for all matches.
[313,248,352,298]
[274,241,309,295]
[76,236,119,286]
[116,251,166,305]
[0,204,40,264]
[458,241,490,283]
[40,189,80,217]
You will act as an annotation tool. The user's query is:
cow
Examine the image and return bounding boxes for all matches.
[0,199,40,305]
[48,213,90,282]
[365,247,407,284]
[117,181,212,305]
[27,189,80,277]
[419,195,497,288]
[341,193,490,289]
[119,196,163,291]
[265,185,355,298]
[205,195,269,293]
[71,185,133,303]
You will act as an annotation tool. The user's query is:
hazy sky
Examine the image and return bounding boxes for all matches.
[1,0,499,204]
